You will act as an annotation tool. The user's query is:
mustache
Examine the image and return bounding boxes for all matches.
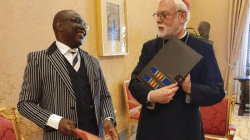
[158,24,166,28]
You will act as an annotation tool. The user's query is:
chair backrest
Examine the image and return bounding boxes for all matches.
[124,80,139,109]
[0,106,25,140]
[200,97,229,136]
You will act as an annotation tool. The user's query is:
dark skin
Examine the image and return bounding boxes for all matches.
[53,10,86,49]
[52,10,119,139]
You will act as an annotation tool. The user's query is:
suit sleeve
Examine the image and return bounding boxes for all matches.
[96,60,117,127]
[129,42,152,106]
[190,45,225,106]
[17,52,52,129]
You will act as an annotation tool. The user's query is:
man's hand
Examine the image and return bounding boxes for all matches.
[103,119,119,140]
[58,118,78,138]
[181,74,191,94]
[149,83,179,104]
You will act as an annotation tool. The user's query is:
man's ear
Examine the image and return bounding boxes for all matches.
[56,21,63,32]
[179,11,187,24]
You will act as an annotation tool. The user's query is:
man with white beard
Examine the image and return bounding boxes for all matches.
[128,0,225,139]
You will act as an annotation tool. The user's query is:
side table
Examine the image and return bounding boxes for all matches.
[234,76,250,116]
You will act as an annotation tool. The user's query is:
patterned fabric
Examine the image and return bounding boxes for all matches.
[200,98,228,136]
[0,115,16,140]
[70,52,78,67]
[143,74,160,89]
[125,82,138,109]
[228,124,236,131]
[17,42,116,140]
[130,111,140,120]
[148,66,171,86]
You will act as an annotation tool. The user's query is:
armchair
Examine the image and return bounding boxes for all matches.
[0,106,25,140]
[200,94,236,140]
[123,80,141,140]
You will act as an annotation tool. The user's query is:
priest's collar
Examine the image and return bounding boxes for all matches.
[163,31,188,44]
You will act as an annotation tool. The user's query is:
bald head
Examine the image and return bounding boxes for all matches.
[53,10,76,32]
[52,10,87,48]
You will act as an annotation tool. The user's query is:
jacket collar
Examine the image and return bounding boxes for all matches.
[47,41,57,55]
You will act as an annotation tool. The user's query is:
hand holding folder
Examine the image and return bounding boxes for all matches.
[73,128,103,140]
[149,82,179,104]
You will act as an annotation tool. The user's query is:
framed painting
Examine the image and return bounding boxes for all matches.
[97,0,129,56]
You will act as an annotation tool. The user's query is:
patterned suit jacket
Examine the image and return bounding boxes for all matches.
[17,42,116,140]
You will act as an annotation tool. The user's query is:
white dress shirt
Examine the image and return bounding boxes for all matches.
[56,41,80,71]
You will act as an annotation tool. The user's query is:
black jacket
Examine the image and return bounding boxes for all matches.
[129,34,225,140]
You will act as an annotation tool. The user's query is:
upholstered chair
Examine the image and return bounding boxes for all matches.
[0,106,25,140]
[123,80,141,140]
[200,94,236,140]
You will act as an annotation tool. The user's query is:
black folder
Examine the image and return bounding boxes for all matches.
[137,36,203,90]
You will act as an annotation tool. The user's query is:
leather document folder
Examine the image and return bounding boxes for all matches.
[74,128,103,140]
[137,36,203,90]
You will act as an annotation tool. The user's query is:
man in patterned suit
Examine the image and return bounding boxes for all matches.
[129,0,225,140]
[17,10,118,140]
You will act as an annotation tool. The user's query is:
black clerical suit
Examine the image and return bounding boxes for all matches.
[129,34,225,140]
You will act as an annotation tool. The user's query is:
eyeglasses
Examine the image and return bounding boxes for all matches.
[59,17,89,31]
[153,11,182,20]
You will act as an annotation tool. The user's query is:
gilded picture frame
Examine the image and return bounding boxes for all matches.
[97,0,129,56]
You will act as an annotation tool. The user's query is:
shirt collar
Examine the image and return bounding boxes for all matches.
[56,41,79,55]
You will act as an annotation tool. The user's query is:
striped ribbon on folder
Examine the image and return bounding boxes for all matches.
[148,66,171,86]
[143,74,160,89]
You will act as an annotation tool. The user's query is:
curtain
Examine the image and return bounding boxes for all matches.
[233,5,250,103]
[224,0,249,96]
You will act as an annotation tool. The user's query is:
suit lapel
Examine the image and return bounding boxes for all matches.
[79,50,99,99]
[47,42,76,100]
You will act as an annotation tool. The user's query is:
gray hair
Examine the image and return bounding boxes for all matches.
[173,0,190,28]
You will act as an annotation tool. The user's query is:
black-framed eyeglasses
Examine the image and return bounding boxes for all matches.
[59,17,89,31]
[153,11,182,20]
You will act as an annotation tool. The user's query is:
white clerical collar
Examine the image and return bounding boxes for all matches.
[179,31,187,39]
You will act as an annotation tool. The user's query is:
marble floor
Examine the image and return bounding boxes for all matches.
[129,104,250,140]
[233,104,250,140]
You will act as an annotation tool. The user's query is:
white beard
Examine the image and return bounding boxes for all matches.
[157,24,175,39]
[157,19,182,39]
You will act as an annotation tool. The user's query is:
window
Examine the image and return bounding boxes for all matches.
[233,5,250,103]
[236,7,250,77]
